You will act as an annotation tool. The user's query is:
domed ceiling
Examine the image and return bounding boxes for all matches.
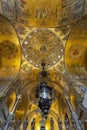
[0,0,87,86]
[0,15,21,97]
[1,1,87,129]
[65,15,87,82]
[22,28,64,68]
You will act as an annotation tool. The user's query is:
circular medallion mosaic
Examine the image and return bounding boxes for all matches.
[22,29,64,68]
[65,16,87,82]
[0,40,18,59]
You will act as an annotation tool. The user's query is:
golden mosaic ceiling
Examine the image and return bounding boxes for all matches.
[0,15,21,96]
[0,1,87,129]
[0,0,87,90]
[65,16,87,82]
[22,28,64,68]
[0,0,85,27]
[0,0,86,72]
